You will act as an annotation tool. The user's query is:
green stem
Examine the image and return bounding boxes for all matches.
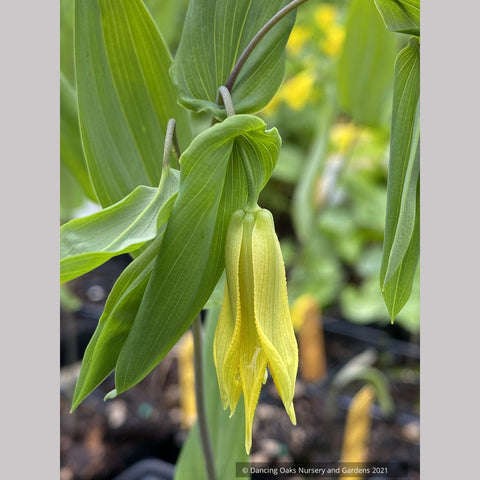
[224,0,311,92]
[163,119,177,168]
[238,145,259,211]
[192,316,217,480]
[217,86,236,117]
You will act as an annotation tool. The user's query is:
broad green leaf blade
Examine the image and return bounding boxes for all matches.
[60,72,97,203]
[75,0,192,207]
[99,0,192,159]
[71,235,163,411]
[171,0,296,118]
[175,307,249,480]
[374,0,420,36]
[60,168,179,284]
[115,115,280,393]
[337,0,397,127]
[380,38,420,319]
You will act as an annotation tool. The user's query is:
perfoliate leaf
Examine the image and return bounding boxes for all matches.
[171,0,296,118]
[115,115,280,394]
[174,307,249,480]
[374,0,420,36]
[71,235,163,411]
[60,168,179,284]
[60,73,97,203]
[380,38,420,319]
[337,0,397,127]
[75,0,192,207]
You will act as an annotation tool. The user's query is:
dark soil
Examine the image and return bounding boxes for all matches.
[60,257,420,480]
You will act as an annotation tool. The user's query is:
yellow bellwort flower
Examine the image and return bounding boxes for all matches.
[214,207,298,454]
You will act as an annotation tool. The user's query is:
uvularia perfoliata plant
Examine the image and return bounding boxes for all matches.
[214,206,298,453]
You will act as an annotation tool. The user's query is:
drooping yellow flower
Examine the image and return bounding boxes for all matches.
[214,207,298,454]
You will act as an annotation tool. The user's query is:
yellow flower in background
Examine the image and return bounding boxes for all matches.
[321,22,345,57]
[214,208,298,454]
[314,4,337,30]
[262,93,281,116]
[290,294,318,332]
[262,69,316,115]
[287,24,311,56]
[330,122,360,154]
[281,70,316,111]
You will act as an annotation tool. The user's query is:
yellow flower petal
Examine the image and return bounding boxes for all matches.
[214,284,243,412]
[251,210,298,424]
[214,211,244,412]
[238,212,269,453]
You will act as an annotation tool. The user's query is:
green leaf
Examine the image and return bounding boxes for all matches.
[75,0,192,207]
[203,272,226,310]
[115,115,280,394]
[291,96,334,243]
[171,0,296,118]
[374,0,420,36]
[60,72,97,203]
[60,0,76,83]
[380,38,420,319]
[60,162,89,223]
[60,167,179,284]
[98,0,193,161]
[382,184,419,320]
[144,0,189,50]
[175,307,249,480]
[71,234,163,411]
[337,0,397,127]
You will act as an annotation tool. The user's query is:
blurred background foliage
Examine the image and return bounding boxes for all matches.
[60,0,419,335]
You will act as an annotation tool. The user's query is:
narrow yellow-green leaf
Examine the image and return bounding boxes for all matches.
[71,235,163,411]
[383,102,419,286]
[382,185,419,320]
[380,38,420,319]
[60,168,179,284]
